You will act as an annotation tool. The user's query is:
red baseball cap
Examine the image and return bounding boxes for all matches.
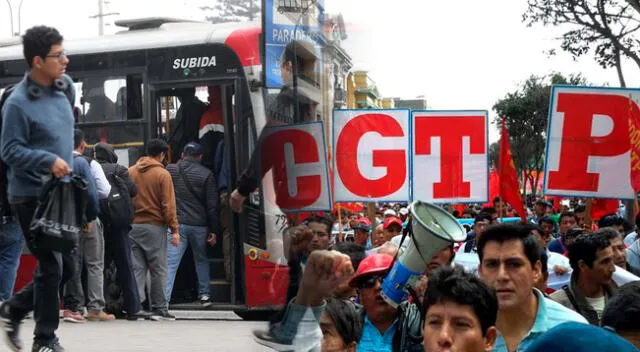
[383,216,403,230]
[348,254,393,287]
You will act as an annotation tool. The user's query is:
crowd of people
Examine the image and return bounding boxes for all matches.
[250,196,640,351]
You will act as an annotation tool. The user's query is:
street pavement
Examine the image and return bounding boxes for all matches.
[11,311,274,351]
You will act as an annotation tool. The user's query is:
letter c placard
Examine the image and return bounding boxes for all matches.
[332,109,411,202]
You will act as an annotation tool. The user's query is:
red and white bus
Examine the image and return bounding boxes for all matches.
[0,17,325,319]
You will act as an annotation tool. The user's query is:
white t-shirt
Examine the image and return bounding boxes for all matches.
[584,295,606,320]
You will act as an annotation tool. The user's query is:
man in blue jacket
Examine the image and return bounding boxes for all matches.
[0,26,77,352]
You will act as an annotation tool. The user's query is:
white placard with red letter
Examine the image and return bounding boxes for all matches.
[544,86,639,199]
[333,109,411,202]
[259,121,332,212]
[412,111,489,203]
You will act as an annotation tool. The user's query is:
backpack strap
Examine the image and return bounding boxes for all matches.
[562,285,583,315]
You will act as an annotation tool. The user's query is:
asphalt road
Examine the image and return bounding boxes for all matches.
[9,311,275,352]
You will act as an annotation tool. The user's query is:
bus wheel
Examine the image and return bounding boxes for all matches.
[234,310,276,321]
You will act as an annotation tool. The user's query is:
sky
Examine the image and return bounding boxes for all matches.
[1,0,639,143]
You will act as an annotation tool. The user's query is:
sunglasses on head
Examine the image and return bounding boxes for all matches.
[356,274,386,289]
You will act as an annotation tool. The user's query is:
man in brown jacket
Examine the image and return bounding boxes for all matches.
[128,139,180,321]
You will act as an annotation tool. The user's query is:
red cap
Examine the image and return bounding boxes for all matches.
[383,216,403,230]
[348,254,394,287]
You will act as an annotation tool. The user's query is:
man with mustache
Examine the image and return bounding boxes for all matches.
[477,223,587,352]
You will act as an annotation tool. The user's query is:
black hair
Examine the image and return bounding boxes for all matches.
[596,227,622,242]
[22,26,63,68]
[332,242,366,272]
[481,207,497,216]
[493,196,502,204]
[324,298,363,346]
[423,266,498,337]
[598,213,624,229]
[538,216,555,227]
[282,40,307,72]
[568,233,611,273]
[559,211,577,222]
[462,208,476,217]
[73,129,85,150]
[622,218,634,234]
[474,213,493,225]
[602,281,640,333]
[146,138,169,157]
[452,210,460,218]
[477,223,541,268]
[535,199,548,207]
[539,246,548,279]
[574,204,586,214]
[304,214,334,234]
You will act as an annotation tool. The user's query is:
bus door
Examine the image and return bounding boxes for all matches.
[150,81,240,307]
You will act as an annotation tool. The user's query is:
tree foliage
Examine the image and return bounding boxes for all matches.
[489,142,500,169]
[493,73,587,195]
[524,0,640,87]
[201,0,261,24]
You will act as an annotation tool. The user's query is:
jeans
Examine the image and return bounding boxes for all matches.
[6,200,74,343]
[129,224,168,312]
[0,220,23,301]
[63,219,106,313]
[166,224,211,301]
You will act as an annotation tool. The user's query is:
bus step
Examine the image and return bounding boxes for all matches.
[210,280,232,303]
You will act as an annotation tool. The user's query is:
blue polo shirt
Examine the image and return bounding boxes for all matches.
[492,289,587,352]
[357,317,397,352]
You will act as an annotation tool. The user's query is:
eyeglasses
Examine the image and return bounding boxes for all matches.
[355,274,385,289]
[45,51,67,62]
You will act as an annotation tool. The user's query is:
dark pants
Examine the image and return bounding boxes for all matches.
[5,200,74,343]
[104,225,141,314]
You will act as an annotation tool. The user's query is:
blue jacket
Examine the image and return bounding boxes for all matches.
[1,74,75,198]
[73,155,99,222]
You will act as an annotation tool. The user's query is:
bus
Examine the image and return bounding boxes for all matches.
[0,17,324,319]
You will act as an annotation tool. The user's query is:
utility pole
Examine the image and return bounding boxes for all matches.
[4,0,14,36]
[89,0,119,36]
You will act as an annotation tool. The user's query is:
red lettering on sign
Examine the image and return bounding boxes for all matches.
[414,116,485,198]
[336,114,406,197]
[262,129,322,209]
[548,93,634,192]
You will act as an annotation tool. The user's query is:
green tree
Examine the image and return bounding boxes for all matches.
[489,141,500,169]
[493,73,587,196]
[201,0,261,24]
[523,0,640,87]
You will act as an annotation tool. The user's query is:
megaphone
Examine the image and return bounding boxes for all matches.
[380,201,467,307]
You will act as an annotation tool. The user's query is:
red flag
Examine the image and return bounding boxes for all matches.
[590,199,619,223]
[629,95,640,192]
[499,118,527,223]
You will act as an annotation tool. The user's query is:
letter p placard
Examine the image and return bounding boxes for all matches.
[544,86,640,199]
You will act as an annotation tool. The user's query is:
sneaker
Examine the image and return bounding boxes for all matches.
[62,310,85,324]
[149,310,176,321]
[0,302,23,352]
[86,311,115,322]
[199,296,213,308]
[252,330,294,352]
[126,311,153,321]
[32,339,64,352]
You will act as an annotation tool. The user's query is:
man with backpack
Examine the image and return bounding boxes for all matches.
[0,26,76,352]
[93,142,151,320]
[61,130,115,323]
[166,142,219,306]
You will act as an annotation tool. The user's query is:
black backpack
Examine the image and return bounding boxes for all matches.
[0,82,73,219]
[99,170,135,228]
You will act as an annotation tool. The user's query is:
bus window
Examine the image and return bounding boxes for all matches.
[75,74,143,123]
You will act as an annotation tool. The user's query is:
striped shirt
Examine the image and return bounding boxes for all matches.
[492,289,588,352]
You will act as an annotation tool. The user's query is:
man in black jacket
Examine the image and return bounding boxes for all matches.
[166,142,219,306]
[93,142,151,321]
